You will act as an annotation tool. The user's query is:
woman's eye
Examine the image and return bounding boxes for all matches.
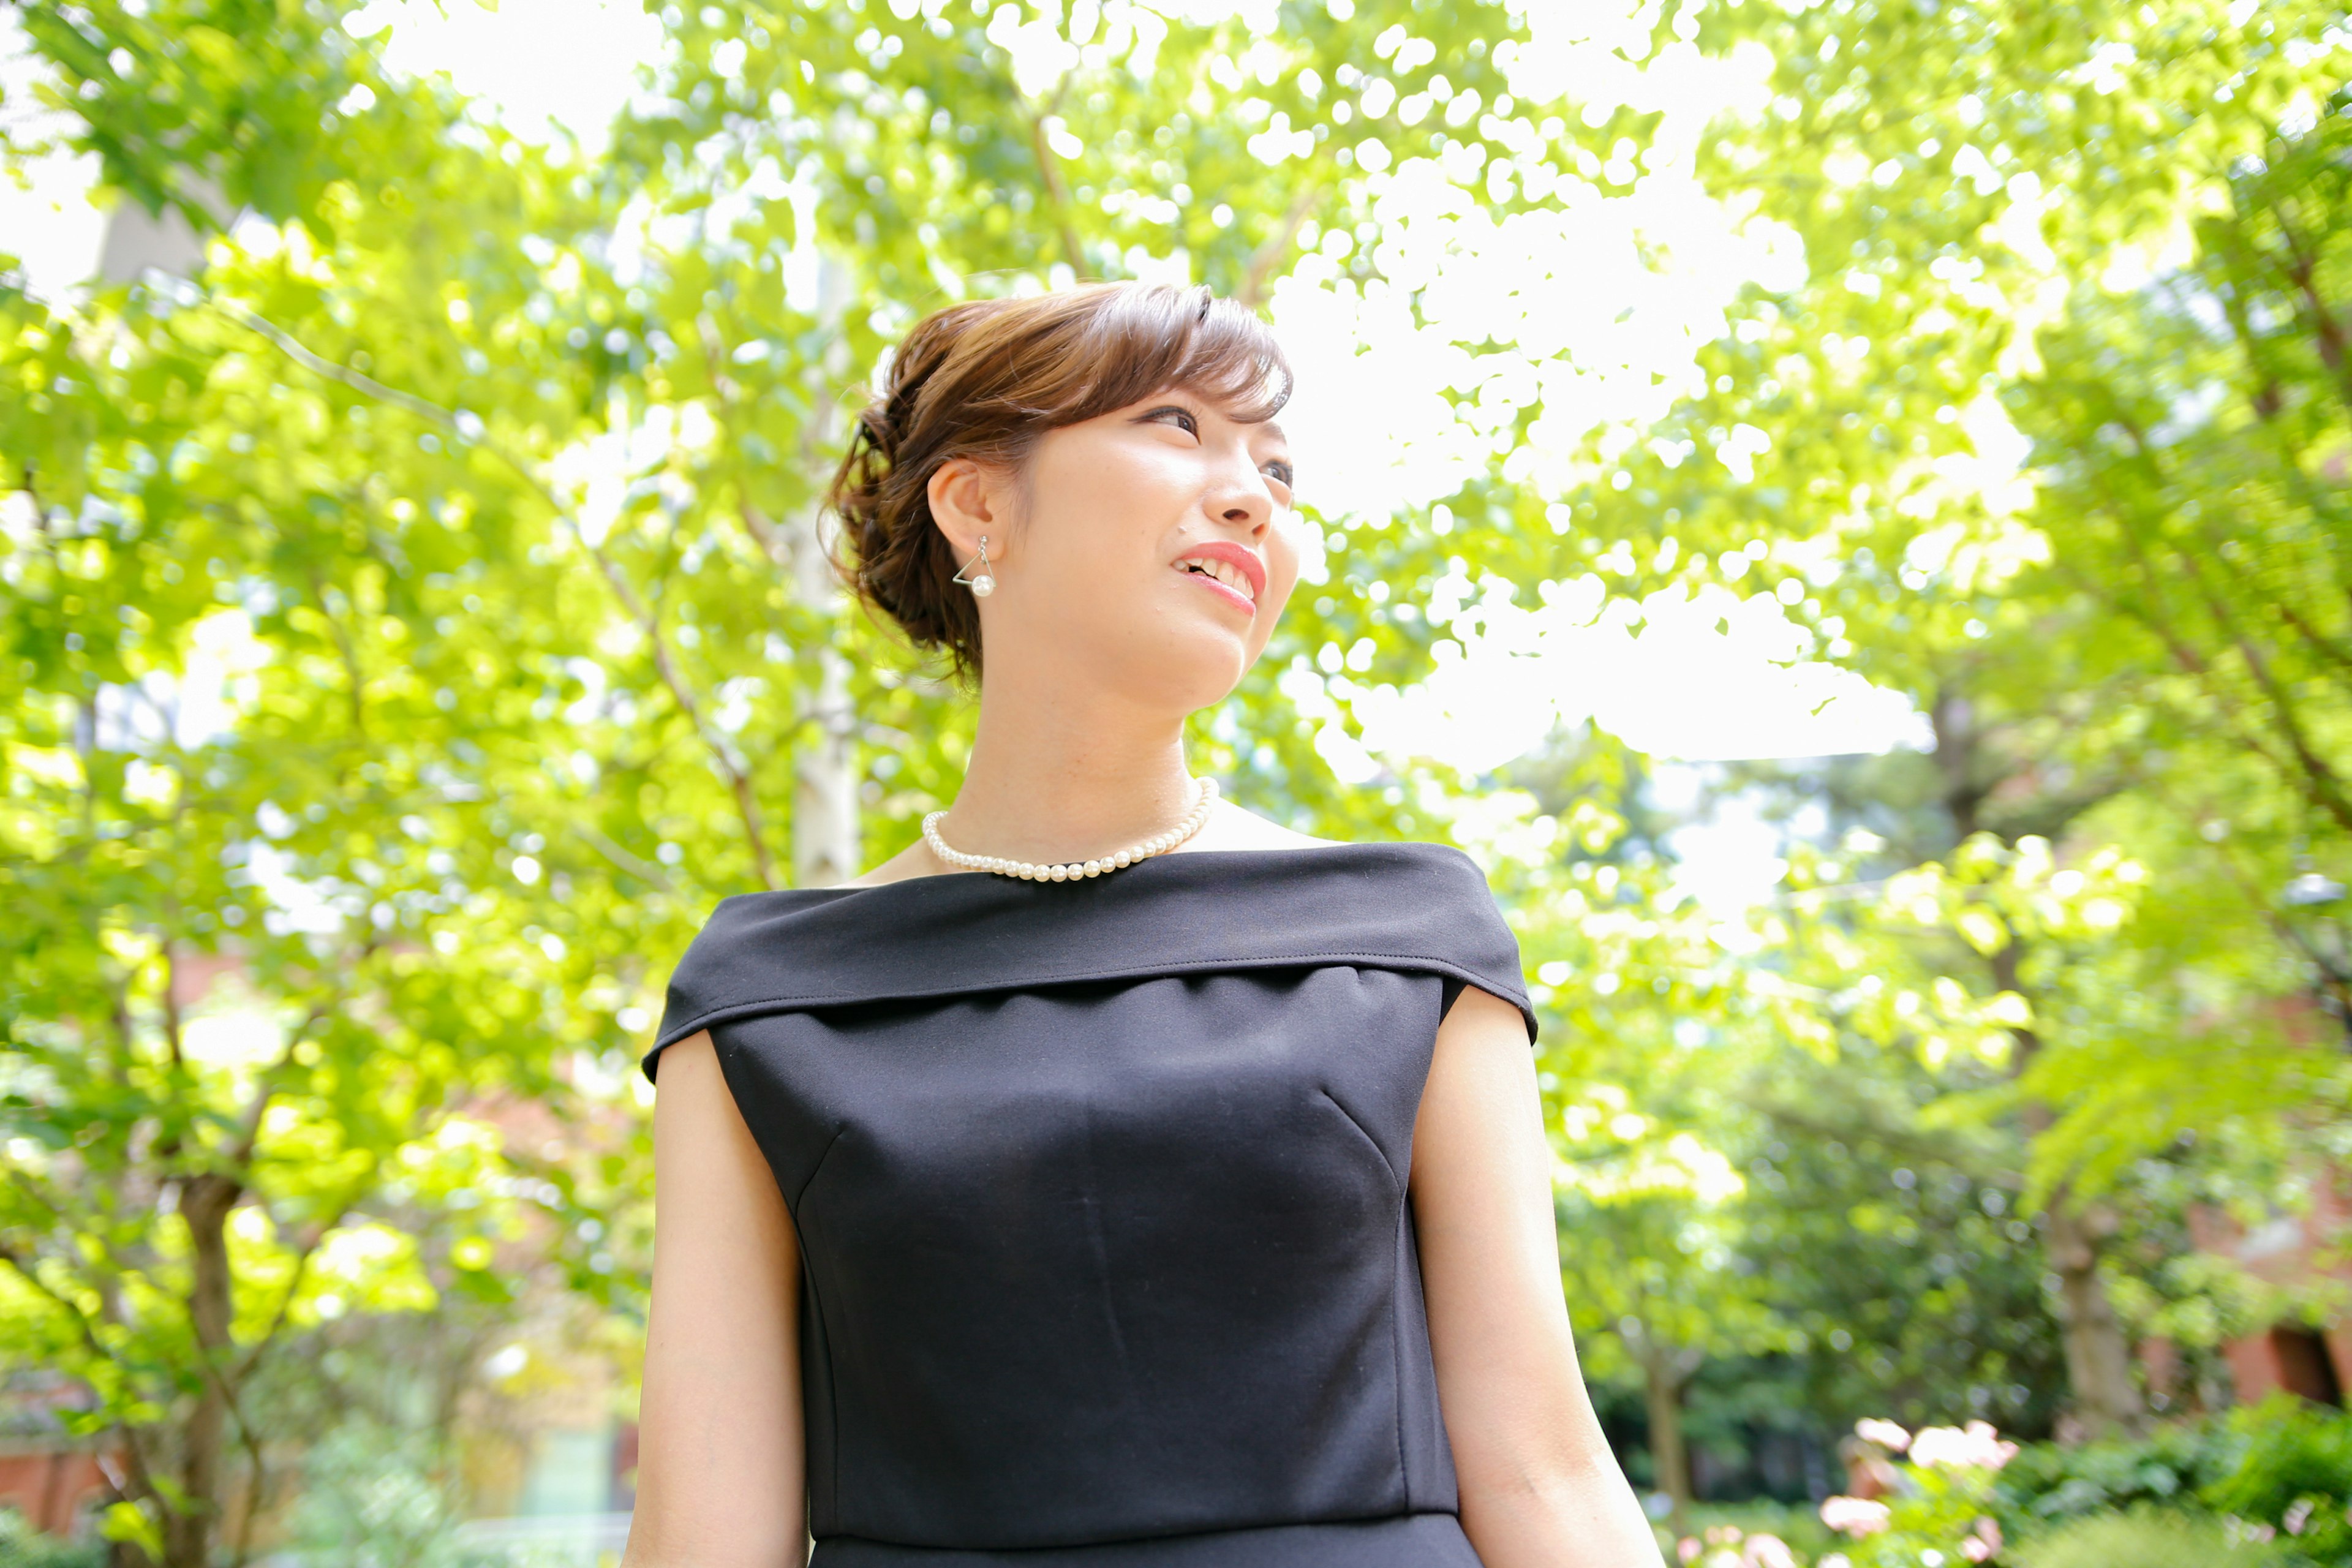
[1147,405,1199,435]
[1264,462,1295,489]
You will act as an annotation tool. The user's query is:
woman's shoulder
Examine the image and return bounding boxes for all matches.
[1192,799,1339,851]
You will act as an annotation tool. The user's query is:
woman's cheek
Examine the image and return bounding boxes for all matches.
[1267,526,1304,606]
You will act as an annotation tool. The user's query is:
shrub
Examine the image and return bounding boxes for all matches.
[1817,1420,2015,1568]
[0,1509,105,1568]
[1991,1415,2246,1533]
[2203,1396,2352,1564]
[2013,1506,2297,1568]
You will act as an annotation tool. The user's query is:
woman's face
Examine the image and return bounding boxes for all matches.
[932,388,1302,715]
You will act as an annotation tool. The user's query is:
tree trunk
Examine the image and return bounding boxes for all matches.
[1643,1350,1694,1541]
[2041,1194,2148,1437]
[1942,681,2147,1439]
[167,1172,241,1568]
[788,257,860,889]
[790,575,859,889]
[1991,944,2148,1439]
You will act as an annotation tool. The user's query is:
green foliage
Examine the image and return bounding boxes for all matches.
[2205,1398,2352,1562]
[1993,1419,2249,1533]
[1736,1045,2066,1436]
[1826,1458,2008,1568]
[8,0,2352,1545]
[8,0,398,232]
[0,1509,105,1568]
[2014,1507,2298,1568]
[1675,0,2352,1215]
[278,1422,497,1568]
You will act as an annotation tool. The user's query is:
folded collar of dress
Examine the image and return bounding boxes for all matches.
[649,841,1538,1056]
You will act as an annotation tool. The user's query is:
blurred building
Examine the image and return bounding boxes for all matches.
[2188,1170,2351,1408]
[0,1371,114,1538]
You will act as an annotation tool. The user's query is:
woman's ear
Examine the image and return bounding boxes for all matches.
[927,458,1012,563]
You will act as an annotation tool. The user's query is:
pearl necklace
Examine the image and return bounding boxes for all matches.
[923,778,1221,881]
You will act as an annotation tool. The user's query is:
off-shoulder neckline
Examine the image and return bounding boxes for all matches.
[645,839,1536,1073]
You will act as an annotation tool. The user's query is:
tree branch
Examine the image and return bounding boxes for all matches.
[1024,85,1090,281]
[213,294,782,888]
[1237,185,1317,309]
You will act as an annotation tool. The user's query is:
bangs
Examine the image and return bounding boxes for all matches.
[913,283,1293,444]
[1065,284,1294,426]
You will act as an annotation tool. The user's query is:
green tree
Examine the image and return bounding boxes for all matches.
[2,0,1721,1556]
[1638,0,2352,1436]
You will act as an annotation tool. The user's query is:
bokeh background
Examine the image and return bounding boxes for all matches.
[4,0,2351,1562]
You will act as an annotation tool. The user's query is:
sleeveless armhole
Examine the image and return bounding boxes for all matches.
[1409,848,1537,1047]
[639,843,1539,1085]
[643,893,770,1085]
[1435,935,1536,1047]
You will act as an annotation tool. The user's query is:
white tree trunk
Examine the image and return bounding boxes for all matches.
[789,257,860,888]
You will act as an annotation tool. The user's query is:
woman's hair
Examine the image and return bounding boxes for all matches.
[827,281,1292,679]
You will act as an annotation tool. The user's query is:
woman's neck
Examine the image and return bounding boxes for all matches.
[937,677,1199,866]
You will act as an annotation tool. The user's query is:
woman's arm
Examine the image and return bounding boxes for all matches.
[1411,986,1665,1568]
[623,1030,809,1568]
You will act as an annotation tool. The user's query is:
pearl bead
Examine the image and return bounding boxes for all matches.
[970,574,995,597]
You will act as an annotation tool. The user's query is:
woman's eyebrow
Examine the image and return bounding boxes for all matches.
[1256,420,1289,445]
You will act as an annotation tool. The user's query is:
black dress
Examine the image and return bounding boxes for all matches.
[643,842,1538,1567]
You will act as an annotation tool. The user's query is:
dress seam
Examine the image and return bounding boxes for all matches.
[797,1124,851,1527]
[1311,1089,1413,1504]
[813,1508,1466,1554]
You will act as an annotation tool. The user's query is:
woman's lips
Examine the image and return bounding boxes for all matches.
[1170,540,1266,617]
[1177,562,1257,615]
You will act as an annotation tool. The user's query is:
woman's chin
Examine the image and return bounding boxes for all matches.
[1117,632,1256,714]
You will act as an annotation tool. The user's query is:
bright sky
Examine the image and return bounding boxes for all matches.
[3,1,1955,899]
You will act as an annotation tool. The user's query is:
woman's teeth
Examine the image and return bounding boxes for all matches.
[1179,557,1255,601]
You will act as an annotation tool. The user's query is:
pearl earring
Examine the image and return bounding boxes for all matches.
[952,535,996,598]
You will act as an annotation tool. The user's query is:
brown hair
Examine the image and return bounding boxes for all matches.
[827,281,1292,679]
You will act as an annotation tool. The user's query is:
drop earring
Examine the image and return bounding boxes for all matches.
[952,535,996,598]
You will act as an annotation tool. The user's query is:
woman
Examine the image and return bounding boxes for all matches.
[623,282,1662,1567]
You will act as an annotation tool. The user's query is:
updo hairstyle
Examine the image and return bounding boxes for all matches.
[827,281,1292,679]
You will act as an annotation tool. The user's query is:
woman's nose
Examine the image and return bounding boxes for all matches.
[1207,456,1275,533]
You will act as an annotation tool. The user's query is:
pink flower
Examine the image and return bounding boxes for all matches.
[1678,1539,1702,1565]
[2286,1499,2315,1536]
[1909,1420,2019,1472]
[1743,1532,1798,1568]
[1856,1417,1912,1452]
[1960,1517,2003,1561]
[1821,1496,1893,1537]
